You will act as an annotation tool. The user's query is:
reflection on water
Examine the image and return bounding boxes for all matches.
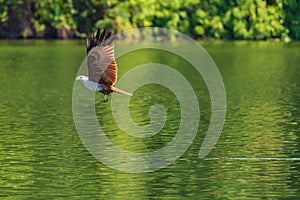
[0,40,299,199]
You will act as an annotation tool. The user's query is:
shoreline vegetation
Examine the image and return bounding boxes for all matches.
[0,0,299,41]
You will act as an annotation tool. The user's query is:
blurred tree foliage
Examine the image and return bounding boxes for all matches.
[0,0,299,40]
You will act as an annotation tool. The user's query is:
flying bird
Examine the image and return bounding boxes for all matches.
[76,28,132,102]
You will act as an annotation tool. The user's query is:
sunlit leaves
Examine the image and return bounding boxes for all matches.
[220,0,289,40]
[0,0,299,40]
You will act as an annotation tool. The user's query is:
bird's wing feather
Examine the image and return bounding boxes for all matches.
[87,45,117,86]
[86,29,117,87]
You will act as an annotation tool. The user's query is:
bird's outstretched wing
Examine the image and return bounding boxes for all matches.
[86,28,117,87]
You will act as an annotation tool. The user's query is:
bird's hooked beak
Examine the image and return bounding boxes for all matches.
[76,77,80,80]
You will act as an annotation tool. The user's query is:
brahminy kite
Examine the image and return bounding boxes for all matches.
[76,28,132,102]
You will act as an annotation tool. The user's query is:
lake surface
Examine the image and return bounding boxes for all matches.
[0,40,299,199]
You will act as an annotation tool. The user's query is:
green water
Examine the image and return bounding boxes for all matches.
[0,40,300,199]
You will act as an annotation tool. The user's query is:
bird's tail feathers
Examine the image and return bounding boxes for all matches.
[111,87,132,96]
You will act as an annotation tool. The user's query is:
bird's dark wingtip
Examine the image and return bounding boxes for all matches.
[86,27,113,54]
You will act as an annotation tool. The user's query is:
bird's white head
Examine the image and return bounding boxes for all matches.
[76,75,89,81]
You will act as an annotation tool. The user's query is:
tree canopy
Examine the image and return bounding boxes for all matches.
[0,0,299,40]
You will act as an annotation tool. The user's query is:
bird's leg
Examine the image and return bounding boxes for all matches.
[103,94,108,103]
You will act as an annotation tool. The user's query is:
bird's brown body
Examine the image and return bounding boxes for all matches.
[86,29,117,95]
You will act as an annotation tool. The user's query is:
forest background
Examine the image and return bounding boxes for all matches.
[0,0,299,41]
